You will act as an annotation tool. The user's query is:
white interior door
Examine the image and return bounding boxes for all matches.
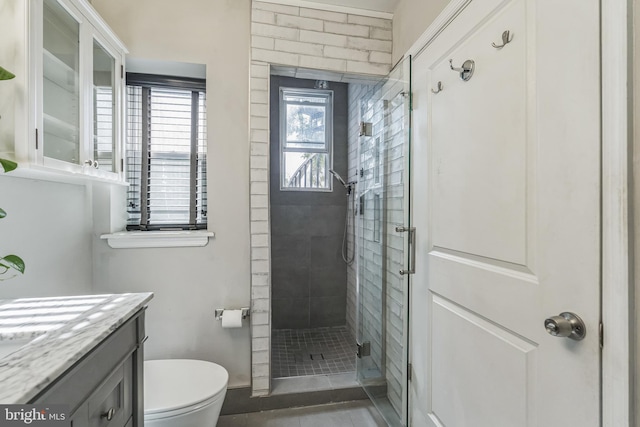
[410,0,601,425]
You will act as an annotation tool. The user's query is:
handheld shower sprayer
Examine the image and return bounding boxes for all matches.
[329,169,356,266]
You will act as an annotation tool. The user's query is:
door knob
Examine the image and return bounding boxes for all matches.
[100,407,115,421]
[544,312,586,340]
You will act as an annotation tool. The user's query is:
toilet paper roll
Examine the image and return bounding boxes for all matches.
[221,310,243,328]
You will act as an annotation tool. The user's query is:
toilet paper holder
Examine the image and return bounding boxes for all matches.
[214,308,251,320]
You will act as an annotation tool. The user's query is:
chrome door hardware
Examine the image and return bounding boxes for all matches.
[359,121,372,137]
[544,312,586,340]
[101,408,115,421]
[395,226,416,275]
[449,59,475,81]
[431,81,443,94]
[356,341,371,358]
[492,30,514,49]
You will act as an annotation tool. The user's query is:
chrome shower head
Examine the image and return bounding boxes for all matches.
[329,169,348,188]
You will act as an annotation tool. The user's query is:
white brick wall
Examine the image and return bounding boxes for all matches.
[251,1,392,76]
[346,83,369,342]
[248,0,393,397]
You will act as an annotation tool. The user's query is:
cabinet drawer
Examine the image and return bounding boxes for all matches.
[87,359,132,427]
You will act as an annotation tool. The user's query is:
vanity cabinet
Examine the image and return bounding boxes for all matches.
[0,0,127,182]
[29,310,146,427]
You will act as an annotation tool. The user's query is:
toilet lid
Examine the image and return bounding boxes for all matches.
[144,359,229,415]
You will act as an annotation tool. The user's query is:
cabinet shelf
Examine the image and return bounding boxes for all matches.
[43,48,78,93]
[43,113,79,143]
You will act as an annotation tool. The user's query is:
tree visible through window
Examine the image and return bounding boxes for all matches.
[126,74,207,230]
[280,89,333,190]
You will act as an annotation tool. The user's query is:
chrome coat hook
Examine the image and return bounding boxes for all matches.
[492,30,513,49]
[431,81,443,94]
[449,59,475,81]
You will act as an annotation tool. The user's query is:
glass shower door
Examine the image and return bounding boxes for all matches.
[356,56,411,427]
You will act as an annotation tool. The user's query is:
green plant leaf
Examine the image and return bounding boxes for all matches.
[0,158,18,173]
[0,255,25,274]
[0,208,5,219]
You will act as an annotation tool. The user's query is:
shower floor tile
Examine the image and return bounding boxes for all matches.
[272,326,356,378]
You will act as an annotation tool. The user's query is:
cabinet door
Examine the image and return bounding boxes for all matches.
[91,36,117,174]
[70,403,89,427]
[87,361,131,427]
[41,0,83,167]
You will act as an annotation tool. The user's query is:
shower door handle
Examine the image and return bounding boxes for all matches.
[396,226,416,275]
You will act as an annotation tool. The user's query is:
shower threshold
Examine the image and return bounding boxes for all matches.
[271,372,359,395]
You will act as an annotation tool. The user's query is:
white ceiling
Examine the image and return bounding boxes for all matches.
[304,0,400,14]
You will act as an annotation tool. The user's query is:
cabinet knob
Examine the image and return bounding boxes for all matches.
[84,159,94,167]
[100,407,115,421]
[94,160,99,169]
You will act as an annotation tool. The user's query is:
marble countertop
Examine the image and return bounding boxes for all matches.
[0,292,153,404]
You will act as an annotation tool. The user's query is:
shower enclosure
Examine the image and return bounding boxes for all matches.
[355,57,412,426]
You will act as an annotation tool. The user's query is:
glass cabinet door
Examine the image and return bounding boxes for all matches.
[42,0,81,164]
[92,39,116,173]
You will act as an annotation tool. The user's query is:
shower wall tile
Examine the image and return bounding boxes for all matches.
[299,8,347,23]
[270,75,348,330]
[272,298,310,329]
[307,205,345,237]
[345,83,370,345]
[249,0,392,395]
[272,266,310,298]
[309,267,348,298]
[271,205,311,235]
[346,14,392,29]
[271,235,310,264]
[299,30,348,48]
[309,235,344,268]
[310,297,347,327]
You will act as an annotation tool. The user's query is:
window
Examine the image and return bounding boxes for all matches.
[126,73,207,230]
[280,88,333,191]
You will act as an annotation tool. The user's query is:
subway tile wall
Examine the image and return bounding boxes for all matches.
[346,71,409,416]
[249,1,392,397]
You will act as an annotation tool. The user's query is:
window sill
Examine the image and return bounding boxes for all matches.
[6,164,128,187]
[100,230,214,249]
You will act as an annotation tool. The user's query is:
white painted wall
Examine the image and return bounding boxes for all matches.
[91,0,253,388]
[391,0,450,64]
[0,176,93,299]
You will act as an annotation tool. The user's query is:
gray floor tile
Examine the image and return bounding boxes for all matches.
[217,413,248,427]
[218,401,387,427]
[346,401,389,427]
[246,410,302,427]
[298,406,354,427]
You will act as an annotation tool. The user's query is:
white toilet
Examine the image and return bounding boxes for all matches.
[144,359,229,427]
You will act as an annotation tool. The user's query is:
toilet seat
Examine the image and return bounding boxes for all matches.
[144,359,229,420]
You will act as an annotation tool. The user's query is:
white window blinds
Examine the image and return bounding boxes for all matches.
[126,74,207,230]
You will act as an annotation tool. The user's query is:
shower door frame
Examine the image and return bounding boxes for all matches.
[354,57,412,427]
